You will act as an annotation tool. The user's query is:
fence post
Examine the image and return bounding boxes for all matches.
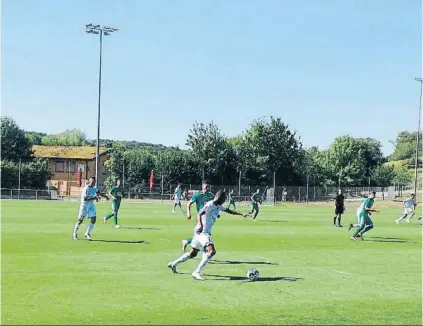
[313,186,316,201]
[10,189,12,199]
[36,190,38,200]
[298,187,301,203]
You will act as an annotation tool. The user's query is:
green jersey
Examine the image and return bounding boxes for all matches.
[360,198,374,217]
[190,191,214,212]
[251,193,261,205]
[110,185,123,203]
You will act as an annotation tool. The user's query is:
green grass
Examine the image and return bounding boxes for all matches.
[2,200,422,325]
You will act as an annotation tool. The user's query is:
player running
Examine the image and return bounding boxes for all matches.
[73,176,107,240]
[103,177,123,228]
[181,181,215,251]
[348,196,367,231]
[396,194,417,224]
[167,190,248,280]
[172,182,184,214]
[333,189,345,227]
[248,189,261,220]
[351,191,379,240]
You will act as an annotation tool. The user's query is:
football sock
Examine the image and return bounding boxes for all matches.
[105,213,114,221]
[187,237,193,244]
[194,252,213,273]
[85,222,94,235]
[114,212,118,225]
[172,252,191,266]
[73,221,82,234]
[337,216,342,226]
[333,216,337,225]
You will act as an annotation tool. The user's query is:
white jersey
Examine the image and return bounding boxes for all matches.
[194,200,225,235]
[404,199,416,208]
[174,187,183,201]
[80,185,99,208]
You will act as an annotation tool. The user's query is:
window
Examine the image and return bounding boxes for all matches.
[55,161,65,172]
[67,161,76,173]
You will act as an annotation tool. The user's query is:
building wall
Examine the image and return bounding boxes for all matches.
[48,154,109,194]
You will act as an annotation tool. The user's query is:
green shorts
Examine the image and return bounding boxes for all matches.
[251,202,259,211]
[359,214,373,226]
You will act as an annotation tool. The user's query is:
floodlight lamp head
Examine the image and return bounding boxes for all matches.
[104,31,110,36]
[86,23,93,28]
[85,30,93,33]
[94,24,100,29]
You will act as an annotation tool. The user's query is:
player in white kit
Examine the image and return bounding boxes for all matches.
[396,194,417,224]
[167,190,247,280]
[172,182,184,214]
[72,176,107,240]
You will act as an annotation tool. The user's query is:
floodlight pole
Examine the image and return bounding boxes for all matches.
[85,24,118,187]
[414,77,422,195]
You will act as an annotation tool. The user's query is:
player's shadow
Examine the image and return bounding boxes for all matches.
[210,260,278,266]
[365,237,412,243]
[119,227,161,231]
[89,239,149,244]
[260,220,288,223]
[206,274,303,282]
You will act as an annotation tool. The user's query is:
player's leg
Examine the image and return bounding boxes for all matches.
[396,208,408,223]
[333,208,338,226]
[337,209,344,227]
[359,217,374,236]
[192,234,216,280]
[406,210,415,223]
[172,202,177,213]
[84,207,97,239]
[253,203,259,219]
[178,201,183,214]
[233,200,236,210]
[114,202,120,228]
[168,243,199,273]
[104,201,116,223]
[73,212,86,240]
[351,215,365,239]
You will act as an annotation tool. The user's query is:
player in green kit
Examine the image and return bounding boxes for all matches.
[351,191,379,240]
[248,189,261,220]
[103,178,123,228]
[181,181,215,251]
[228,189,236,209]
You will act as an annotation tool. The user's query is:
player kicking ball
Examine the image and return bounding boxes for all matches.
[351,191,379,241]
[73,176,108,240]
[103,177,123,228]
[167,190,248,281]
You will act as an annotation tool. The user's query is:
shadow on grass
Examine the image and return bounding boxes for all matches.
[364,237,413,244]
[119,227,161,231]
[89,239,149,244]
[205,274,303,282]
[259,220,288,223]
[210,260,278,266]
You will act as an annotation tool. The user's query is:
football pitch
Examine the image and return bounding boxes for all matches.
[2,200,422,325]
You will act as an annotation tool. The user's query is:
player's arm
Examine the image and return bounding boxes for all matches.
[96,190,110,201]
[224,207,248,218]
[186,195,197,220]
[364,205,379,213]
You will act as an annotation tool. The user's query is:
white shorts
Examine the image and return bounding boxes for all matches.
[404,207,414,215]
[190,233,214,250]
[78,205,96,220]
[174,199,181,204]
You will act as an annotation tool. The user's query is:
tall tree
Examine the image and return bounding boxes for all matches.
[186,121,228,181]
[243,117,303,185]
[389,131,422,161]
[41,129,90,146]
[0,117,33,162]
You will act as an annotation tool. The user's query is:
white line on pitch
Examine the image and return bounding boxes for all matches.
[333,270,355,275]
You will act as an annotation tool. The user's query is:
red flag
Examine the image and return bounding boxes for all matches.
[149,170,155,192]
[76,169,82,187]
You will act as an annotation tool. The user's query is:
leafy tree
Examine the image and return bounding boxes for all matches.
[389,131,422,161]
[1,117,33,162]
[325,136,365,186]
[1,159,51,189]
[186,122,228,180]
[393,166,413,186]
[41,129,90,146]
[242,117,304,185]
[25,131,46,146]
[372,164,395,199]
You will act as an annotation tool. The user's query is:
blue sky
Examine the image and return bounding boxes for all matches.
[2,0,421,155]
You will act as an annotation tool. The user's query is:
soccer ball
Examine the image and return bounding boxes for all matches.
[246,268,260,281]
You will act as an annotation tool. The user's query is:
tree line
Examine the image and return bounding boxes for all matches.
[1,116,419,190]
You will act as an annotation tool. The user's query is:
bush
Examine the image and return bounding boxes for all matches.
[1,159,51,189]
